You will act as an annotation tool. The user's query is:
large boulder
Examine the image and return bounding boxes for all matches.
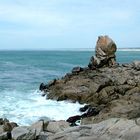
[88,35,117,68]
[29,120,44,136]
[45,120,70,133]
[12,126,36,140]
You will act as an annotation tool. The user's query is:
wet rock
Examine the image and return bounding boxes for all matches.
[72,67,83,74]
[83,107,100,118]
[39,83,48,91]
[66,115,81,126]
[79,105,91,112]
[67,106,100,126]
[81,110,99,120]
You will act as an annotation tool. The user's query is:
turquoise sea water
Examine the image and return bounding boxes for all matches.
[0,51,140,125]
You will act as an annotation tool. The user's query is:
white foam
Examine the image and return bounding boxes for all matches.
[0,90,84,126]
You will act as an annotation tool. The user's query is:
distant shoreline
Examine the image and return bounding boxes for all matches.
[0,48,140,51]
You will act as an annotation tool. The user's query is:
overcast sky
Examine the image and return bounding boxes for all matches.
[0,0,140,50]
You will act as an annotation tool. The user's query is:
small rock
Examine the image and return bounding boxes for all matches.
[79,105,91,112]
[72,66,83,74]
[86,107,100,117]
[39,83,48,91]
[66,115,81,125]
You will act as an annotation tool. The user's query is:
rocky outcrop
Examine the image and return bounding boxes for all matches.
[39,35,140,126]
[38,35,140,139]
[40,61,140,124]
[1,118,140,140]
[47,118,140,140]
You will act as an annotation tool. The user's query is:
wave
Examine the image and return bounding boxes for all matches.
[0,90,84,126]
[1,61,28,68]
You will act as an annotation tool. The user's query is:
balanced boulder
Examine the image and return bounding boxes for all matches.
[89,35,117,68]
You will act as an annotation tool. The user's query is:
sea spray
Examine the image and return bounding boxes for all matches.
[0,90,84,125]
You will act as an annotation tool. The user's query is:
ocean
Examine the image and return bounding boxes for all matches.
[0,50,140,125]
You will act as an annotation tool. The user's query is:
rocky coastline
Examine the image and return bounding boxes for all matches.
[0,36,140,140]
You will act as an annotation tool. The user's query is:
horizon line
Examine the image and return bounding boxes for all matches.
[0,47,140,51]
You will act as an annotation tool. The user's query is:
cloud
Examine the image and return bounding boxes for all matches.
[0,0,140,49]
[0,1,70,39]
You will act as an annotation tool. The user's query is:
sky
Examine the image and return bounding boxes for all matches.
[0,0,140,50]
